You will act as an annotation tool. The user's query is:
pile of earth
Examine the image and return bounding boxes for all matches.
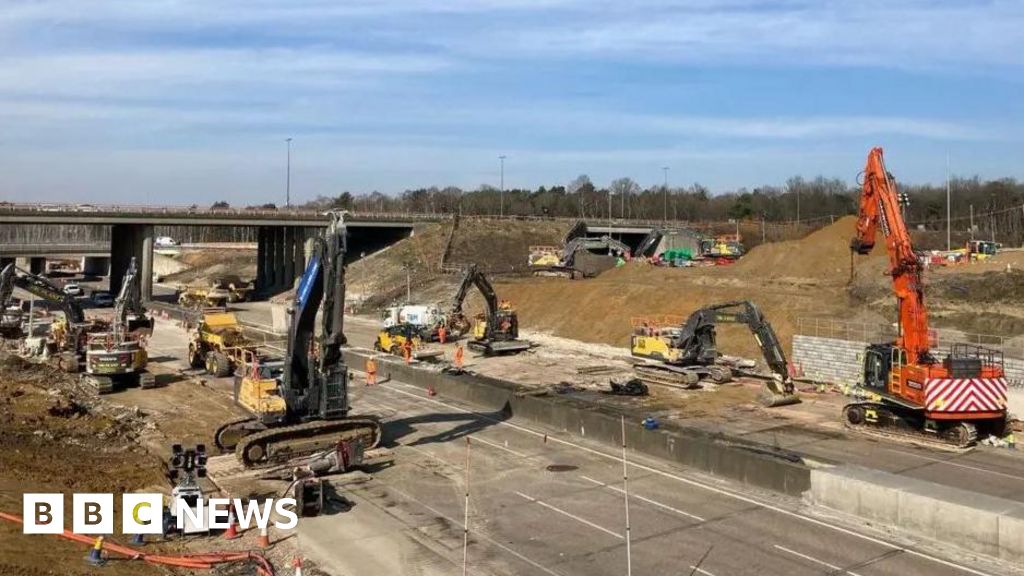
[730,215,886,284]
[347,219,570,311]
[161,249,257,286]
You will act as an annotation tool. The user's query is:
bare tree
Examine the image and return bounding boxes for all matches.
[610,177,641,219]
[567,174,594,218]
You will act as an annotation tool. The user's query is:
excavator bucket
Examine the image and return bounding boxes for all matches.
[757,377,800,408]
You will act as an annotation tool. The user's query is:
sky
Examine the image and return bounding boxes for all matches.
[0,0,1022,205]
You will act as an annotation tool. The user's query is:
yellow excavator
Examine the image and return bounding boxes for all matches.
[214,211,382,467]
[631,300,799,407]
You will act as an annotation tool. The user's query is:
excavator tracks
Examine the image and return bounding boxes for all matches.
[631,364,732,390]
[234,417,383,468]
[842,402,978,451]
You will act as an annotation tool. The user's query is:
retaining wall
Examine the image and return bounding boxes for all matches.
[809,465,1024,563]
[793,333,1024,390]
[342,349,811,497]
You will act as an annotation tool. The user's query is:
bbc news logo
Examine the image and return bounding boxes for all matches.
[22,494,298,534]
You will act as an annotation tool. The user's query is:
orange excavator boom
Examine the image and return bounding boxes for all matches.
[851,147,931,365]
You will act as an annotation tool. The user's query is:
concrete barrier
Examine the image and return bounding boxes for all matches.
[343,349,811,497]
[808,465,1024,562]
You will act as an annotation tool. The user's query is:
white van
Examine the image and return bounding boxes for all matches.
[155,236,179,247]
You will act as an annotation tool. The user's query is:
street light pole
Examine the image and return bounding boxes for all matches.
[499,155,506,217]
[285,137,293,208]
[946,151,951,251]
[662,167,669,224]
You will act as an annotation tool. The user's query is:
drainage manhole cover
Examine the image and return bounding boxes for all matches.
[546,464,578,472]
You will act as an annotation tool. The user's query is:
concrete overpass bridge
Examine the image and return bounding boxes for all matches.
[0,202,692,299]
[0,204,420,299]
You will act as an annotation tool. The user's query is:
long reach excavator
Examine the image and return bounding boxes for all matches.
[215,211,382,467]
[846,147,1008,447]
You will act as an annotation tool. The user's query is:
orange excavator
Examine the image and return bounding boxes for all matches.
[846,147,1008,447]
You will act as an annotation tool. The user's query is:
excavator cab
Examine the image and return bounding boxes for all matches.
[861,344,893,393]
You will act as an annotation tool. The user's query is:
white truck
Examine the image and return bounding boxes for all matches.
[380,304,446,340]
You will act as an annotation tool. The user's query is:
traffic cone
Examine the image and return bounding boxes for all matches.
[257,525,271,548]
[293,557,304,576]
[223,509,241,540]
[86,536,106,566]
[223,506,240,537]
[131,532,145,546]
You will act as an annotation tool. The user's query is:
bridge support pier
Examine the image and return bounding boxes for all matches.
[29,257,46,275]
[283,227,296,291]
[110,224,153,300]
[81,256,111,277]
[256,225,309,295]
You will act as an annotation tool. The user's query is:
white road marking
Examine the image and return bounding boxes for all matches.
[352,483,566,576]
[381,381,999,576]
[773,544,866,576]
[580,476,705,522]
[882,446,1024,482]
[515,491,624,539]
[467,434,529,458]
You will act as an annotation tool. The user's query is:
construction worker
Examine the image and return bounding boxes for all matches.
[365,356,377,386]
[454,343,464,370]
[402,339,412,364]
[438,323,447,344]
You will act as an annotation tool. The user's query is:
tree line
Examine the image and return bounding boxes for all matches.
[298,174,1024,230]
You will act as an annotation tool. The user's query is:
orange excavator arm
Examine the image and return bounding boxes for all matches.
[851,147,931,364]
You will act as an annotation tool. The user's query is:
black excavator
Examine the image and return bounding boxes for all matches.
[630,300,799,407]
[0,262,91,369]
[446,263,530,355]
[81,258,156,393]
[215,211,382,467]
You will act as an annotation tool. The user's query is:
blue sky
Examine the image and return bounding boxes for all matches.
[0,0,1021,205]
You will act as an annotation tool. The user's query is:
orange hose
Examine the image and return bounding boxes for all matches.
[0,511,275,575]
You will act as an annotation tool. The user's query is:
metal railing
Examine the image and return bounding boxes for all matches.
[797,317,1024,360]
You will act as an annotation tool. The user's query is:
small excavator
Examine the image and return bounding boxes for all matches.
[446,263,530,355]
[214,211,382,467]
[81,257,156,393]
[630,300,799,407]
[846,148,1007,447]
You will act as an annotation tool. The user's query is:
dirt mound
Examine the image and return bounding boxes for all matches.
[494,217,893,361]
[347,219,571,311]
[447,219,568,273]
[163,249,256,286]
[733,216,886,282]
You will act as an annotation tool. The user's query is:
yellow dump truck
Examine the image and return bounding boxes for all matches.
[188,311,260,377]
